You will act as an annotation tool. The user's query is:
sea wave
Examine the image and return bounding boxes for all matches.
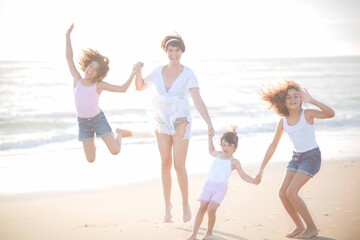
[1,57,360,152]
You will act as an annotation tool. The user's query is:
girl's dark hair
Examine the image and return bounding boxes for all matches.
[220,126,238,148]
[161,34,186,52]
[79,48,110,82]
[259,80,301,116]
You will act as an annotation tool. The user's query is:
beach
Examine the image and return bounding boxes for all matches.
[0,139,359,240]
[1,57,360,239]
[1,0,360,236]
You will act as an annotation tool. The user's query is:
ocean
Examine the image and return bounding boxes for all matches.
[1,56,359,193]
[1,56,359,151]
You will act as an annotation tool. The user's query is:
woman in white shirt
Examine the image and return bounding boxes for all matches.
[135,34,214,223]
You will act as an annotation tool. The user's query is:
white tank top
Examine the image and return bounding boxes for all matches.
[207,156,232,184]
[283,110,318,153]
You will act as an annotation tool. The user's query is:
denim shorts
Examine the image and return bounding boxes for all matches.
[173,117,188,129]
[198,181,228,205]
[77,111,112,141]
[287,147,321,177]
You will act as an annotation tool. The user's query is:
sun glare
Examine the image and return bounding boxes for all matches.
[0,0,358,60]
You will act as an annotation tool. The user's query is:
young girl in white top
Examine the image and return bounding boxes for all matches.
[66,23,141,163]
[255,80,335,239]
[135,34,214,223]
[188,127,256,240]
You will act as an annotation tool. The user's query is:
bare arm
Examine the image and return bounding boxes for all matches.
[208,133,221,157]
[301,88,335,123]
[190,88,214,136]
[98,62,142,93]
[65,23,81,87]
[255,119,284,183]
[135,62,148,91]
[233,159,256,184]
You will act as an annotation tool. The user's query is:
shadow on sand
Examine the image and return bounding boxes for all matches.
[175,227,336,240]
[175,227,248,240]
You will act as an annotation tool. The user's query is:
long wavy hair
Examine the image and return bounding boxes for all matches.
[259,80,301,116]
[79,48,110,82]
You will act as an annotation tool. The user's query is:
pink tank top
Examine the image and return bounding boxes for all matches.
[74,79,101,118]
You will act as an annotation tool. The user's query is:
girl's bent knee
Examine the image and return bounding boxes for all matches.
[110,149,120,155]
[286,188,297,199]
[279,188,288,200]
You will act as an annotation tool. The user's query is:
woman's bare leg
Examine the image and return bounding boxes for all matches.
[173,121,191,222]
[155,132,173,222]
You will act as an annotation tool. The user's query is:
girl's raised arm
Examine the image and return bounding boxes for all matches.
[98,62,143,93]
[65,23,81,87]
[301,89,335,122]
[208,134,220,157]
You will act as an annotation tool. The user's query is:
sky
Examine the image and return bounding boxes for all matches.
[0,0,359,61]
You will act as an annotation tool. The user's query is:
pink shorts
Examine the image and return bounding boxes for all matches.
[198,181,228,205]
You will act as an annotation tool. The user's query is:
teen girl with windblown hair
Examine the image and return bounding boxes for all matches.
[66,23,141,163]
[255,80,335,239]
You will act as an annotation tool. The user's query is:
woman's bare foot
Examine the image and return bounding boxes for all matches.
[294,228,319,239]
[187,235,197,240]
[202,233,213,240]
[164,203,173,223]
[116,128,132,137]
[286,227,305,238]
[183,202,192,223]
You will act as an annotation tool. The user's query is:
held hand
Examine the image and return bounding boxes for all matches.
[208,126,215,138]
[251,178,258,185]
[254,173,262,185]
[132,61,144,74]
[66,23,74,37]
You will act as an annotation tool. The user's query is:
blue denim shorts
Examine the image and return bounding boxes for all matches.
[77,111,112,141]
[287,147,321,177]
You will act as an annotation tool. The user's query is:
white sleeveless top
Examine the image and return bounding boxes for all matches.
[207,156,232,184]
[283,110,318,153]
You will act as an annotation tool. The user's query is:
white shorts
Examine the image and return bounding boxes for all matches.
[198,181,228,205]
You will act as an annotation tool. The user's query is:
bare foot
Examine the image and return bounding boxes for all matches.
[286,227,305,238]
[202,233,213,240]
[116,128,132,138]
[294,228,319,239]
[187,235,197,240]
[164,204,173,223]
[183,202,192,223]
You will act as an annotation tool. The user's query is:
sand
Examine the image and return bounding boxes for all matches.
[0,158,359,240]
